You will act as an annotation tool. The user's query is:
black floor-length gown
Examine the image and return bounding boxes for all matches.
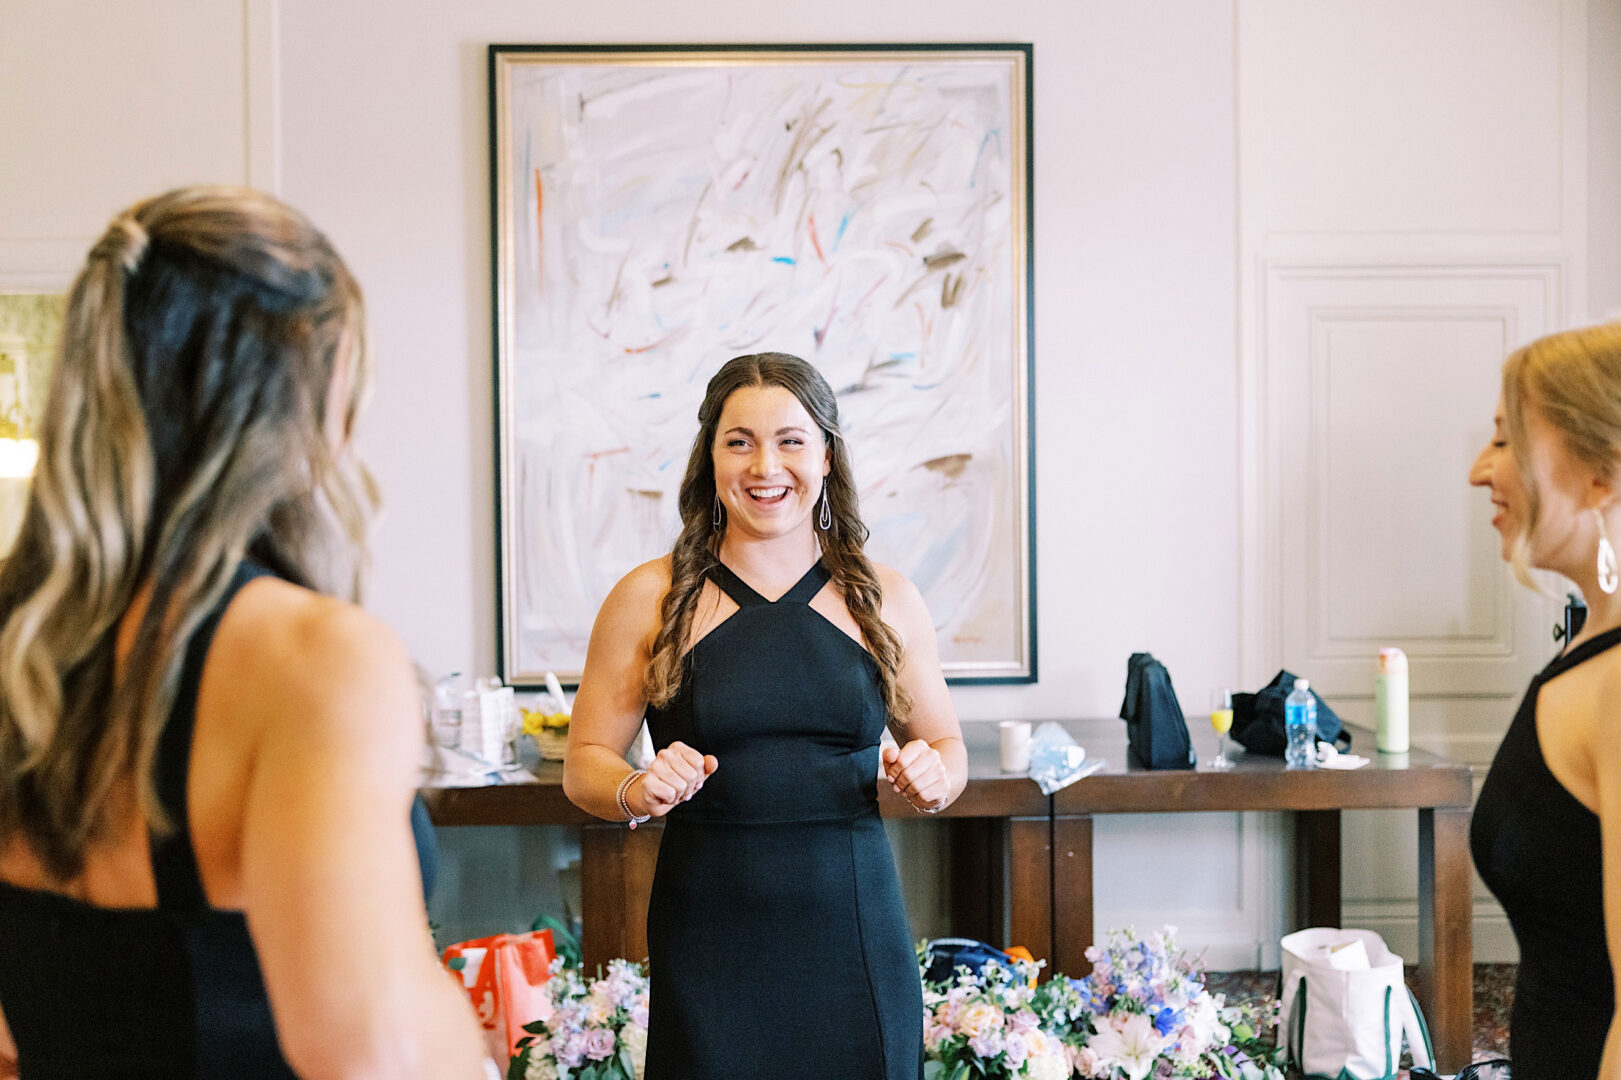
[643,558,924,1080]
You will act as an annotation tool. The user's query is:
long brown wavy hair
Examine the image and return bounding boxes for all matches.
[0,186,376,881]
[642,353,913,731]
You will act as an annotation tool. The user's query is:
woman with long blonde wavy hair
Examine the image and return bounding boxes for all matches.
[1468,321,1621,1078]
[0,187,484,1079]
[564,352,967,1080]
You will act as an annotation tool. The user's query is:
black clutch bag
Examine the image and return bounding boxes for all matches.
[1119,652,1196,770]
[1230,670,1351,757]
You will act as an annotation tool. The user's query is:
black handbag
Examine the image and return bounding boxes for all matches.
[1231,670,1351,757]
[1119,653,1196,770]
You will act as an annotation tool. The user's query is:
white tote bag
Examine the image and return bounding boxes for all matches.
[1278,928,1434,1080]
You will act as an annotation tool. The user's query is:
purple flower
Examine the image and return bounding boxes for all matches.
[968,1031,1003,1059]
[583,1027,617,1061]
[555,1032,587,1069]
[1008,1010,1039,1034]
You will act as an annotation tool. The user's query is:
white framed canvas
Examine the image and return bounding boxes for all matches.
[490,43,1035,685]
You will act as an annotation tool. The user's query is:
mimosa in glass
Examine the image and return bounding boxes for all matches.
[1209,688,1234,770]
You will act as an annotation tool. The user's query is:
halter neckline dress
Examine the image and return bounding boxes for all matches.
[1471,624,1621,1078]
[642,557,923,1080]
[0,561,437,1078]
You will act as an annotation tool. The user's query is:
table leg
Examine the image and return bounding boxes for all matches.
[1295,809,1341,929]
[1052,814,1094,977]
[1418,806,1474,1072]
[580,821,663,970]
[1008,815,1053,966]
[948,818,1007,945]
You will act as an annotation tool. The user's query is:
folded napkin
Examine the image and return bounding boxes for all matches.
[422,743,538,787]
[1314,742,1369,770]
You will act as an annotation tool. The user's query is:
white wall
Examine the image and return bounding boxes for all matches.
[3,0,1617,964]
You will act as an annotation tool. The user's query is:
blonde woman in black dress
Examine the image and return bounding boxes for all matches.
[0,188,484,1078]
[1468,322,1621,1077]
[565,352,966,1080]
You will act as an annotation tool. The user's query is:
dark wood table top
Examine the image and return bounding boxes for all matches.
[420,718,1474,827]
[422,721,1048,827]
[1043,718,1474,813]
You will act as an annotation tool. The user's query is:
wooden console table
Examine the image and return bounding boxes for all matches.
[422,719,1475,1071]
[1042,718,1475,1071]
[419,733,1050,971]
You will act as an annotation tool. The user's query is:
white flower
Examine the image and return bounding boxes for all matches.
[621,1023,648,1080]
[1020,1032,1070,1080]
[584,985,616,1026]
[1181,991,1229,1054]
[523,1049,559,1080]
[1086,1012,1173,1080]
[955,1000,1005,1039]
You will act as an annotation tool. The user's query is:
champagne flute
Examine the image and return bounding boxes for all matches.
[1209,688,1235,770]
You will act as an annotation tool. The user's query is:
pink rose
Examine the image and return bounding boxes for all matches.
[1072,1044,1106,1078]
[1008,1010,1039,1034]
[584,1027,617,1061]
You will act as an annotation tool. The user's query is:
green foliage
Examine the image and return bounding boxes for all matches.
[532,911,583,968]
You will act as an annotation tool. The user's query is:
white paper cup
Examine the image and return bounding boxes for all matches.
[1000,720,1032,773]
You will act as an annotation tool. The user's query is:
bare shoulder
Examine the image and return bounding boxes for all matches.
[1590,650,1621,761]
[217,577,410,685]
[873,563,926,612]
[611,556,674,609]
[599,557,673,633]
[208,577,416,749]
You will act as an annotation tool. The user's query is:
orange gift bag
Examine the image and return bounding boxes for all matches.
[443,929,557,1062]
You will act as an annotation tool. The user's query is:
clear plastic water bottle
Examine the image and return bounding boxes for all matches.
[1285,678,1318,769]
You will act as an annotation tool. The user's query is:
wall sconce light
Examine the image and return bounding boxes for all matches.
[0,438,35,558]
[0,437,38,480]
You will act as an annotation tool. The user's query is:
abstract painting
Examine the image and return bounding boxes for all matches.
[491,44,1034,685]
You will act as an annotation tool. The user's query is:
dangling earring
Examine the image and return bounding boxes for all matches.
[1597,508,1618,595]
[713,493,724,529]
[818,485,832,531]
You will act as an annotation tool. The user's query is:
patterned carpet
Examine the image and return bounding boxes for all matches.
[1206,964,1515,1075]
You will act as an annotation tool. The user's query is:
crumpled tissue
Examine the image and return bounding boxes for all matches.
[1029,721,1106,794]
[1314,742,1369,770]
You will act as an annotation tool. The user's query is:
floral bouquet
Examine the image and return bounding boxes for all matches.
[921,948,1083,1080]
[509,958,649,1080]
[1069,927,1284,1080]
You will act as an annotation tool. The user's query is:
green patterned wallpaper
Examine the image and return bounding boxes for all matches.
[0,293,66,439]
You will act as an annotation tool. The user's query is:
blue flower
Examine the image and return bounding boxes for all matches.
[1153,1006,1183,1036]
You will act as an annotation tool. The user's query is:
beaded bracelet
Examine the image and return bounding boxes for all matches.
[616,769,651,829]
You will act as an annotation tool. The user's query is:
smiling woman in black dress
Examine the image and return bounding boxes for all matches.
[1468,322,1621,1078]
[564,352,967,1080]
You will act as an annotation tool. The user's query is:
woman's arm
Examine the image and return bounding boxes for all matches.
[0,998,16,1078]
[232,598,486,1080]
[564,559,715,822]
[878,567,967,812]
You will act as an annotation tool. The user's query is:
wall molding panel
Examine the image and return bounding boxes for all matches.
[1269,261,1562,698]
[1239,0,1589,962]
[0,0,279,285]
